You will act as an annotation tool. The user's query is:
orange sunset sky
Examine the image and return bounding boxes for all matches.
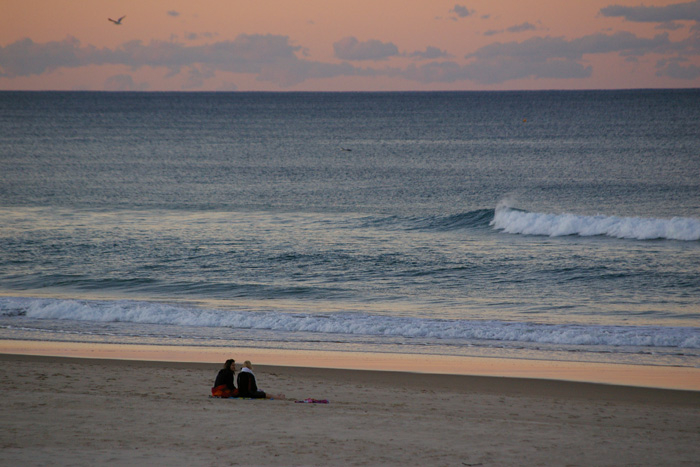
[1,0,699,91]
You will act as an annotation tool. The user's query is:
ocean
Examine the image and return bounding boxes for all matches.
[1,90,699,368]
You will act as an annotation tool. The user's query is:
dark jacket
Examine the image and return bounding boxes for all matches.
[214,368,236,391]
[237,370,266,398]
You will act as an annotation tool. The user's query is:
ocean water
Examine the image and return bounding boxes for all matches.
[1,90,699,368]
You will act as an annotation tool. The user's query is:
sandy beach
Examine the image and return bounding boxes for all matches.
[1,352,698,466]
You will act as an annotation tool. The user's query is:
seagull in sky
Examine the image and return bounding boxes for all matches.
[108,16,126,25]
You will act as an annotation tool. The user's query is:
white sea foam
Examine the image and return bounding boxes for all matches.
[2,297,698,350]
[490,205,700,241]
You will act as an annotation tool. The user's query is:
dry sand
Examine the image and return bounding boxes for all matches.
[1,353,698,466]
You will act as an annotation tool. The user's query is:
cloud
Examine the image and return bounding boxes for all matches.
[398,57,591,85]
[597,1,700,81]
[0,33,357,87]
[468,32,670,61]
[657,59,700,79]
[216,81,239,91]
[0,34,302,78]
[257,60,365,86]
[457,30,700,84]
[656,21,686,31]
[507,22,538,33]
[484,22,539,37]
[464,58,592,84]
[333,37,399,60]
[183,32,218,41]
[182,65,215,89]
[600,0,700,23]
[1,28,697,88]
[402,31,675,85]
[0,36,97,77]
[104,74,149,91]
[409,46,451,60]
[400,61,465,83]
[451,5,473,18]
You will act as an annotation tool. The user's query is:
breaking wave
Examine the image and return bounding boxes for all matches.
[490,205,700,241]
[2,297,698,350]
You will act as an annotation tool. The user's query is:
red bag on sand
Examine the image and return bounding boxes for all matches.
[211,384,238,398]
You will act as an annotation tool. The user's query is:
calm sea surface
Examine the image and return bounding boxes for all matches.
[1,90,699,367]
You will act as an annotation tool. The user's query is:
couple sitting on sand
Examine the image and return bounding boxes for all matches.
[211,359,285,400]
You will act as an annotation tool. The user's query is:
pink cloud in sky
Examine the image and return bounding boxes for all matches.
[0,0,699,90]
[451,4,475,19]
[334,37,400,61]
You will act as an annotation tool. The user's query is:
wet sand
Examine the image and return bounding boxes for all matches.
[1,351,698,466]
[2,339,699,390]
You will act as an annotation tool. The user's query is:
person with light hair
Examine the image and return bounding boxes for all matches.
[237,360,285,400]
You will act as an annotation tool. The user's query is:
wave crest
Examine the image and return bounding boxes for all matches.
[2,297,698,350]
[490,206,700,241]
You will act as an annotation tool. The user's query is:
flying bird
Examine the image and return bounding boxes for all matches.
[108,16,126,25]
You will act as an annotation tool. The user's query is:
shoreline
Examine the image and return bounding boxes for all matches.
[2,339,699,391]
[1,352,698,466]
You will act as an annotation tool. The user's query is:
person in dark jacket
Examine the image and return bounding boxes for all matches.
[237,360,285,399]
[211,359,238,398]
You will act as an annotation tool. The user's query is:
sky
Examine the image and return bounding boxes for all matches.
[1,0,699,91]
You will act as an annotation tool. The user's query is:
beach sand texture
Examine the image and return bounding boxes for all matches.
[1,353,698,466]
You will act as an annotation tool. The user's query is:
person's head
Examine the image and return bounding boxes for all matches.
[224,359,235,371]
[243,360,253,370]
